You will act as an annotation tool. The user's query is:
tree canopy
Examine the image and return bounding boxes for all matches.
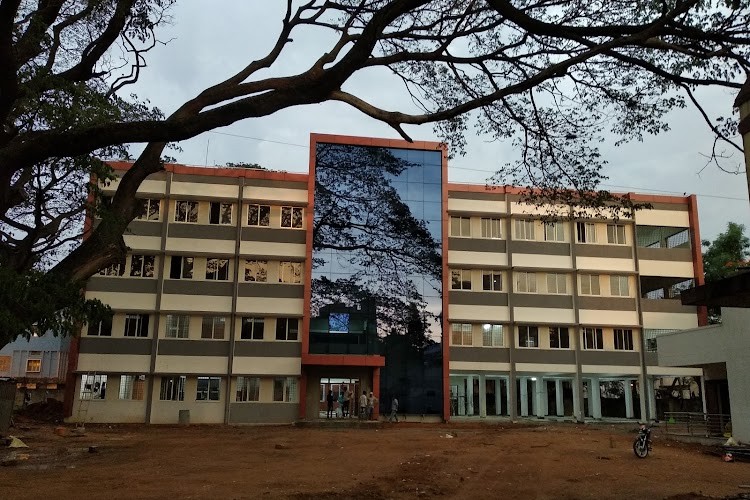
[1,0,749,346]
[703,222,750,283]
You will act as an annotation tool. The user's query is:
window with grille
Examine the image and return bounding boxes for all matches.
[81,374,108,400]
[98,263,123,276]
[276,318,299,341]
[209,202,232,225]
[244,260,267,282]
[614,329,634,350]
[579,274,601,295]
[87,316,112,336]
[515,272,537,293]
[196,376,221,401]
[607,224,626,244]
[576,222,597,243]
[546,273,567,294]
[159,376,185,401]
[482,270,502,291]
[273,377,298,402]
[135,198,161,221]
[206,258,229,280]
[518,326,539,348]
[451,269,472,290]
[165,314,189,339]
[281,206,303,228]
[241,317,265,340]
[514,219,535,240]
[201,316,226,339]
[482,324,503,347]
[169,256,193,279]
[118,375,145,400]
[279,261,302,284]
[610,275,630,297]
[236,377,260,402]
[582,327,604,350]
[480,218,501,239]
[174,200,198,223]
[450,216,471,237]
[549,327,570,349]
[130,254,155,277]
[644,329,678,351]
[450,323,473,346]
[248,204,271,226]
[544,221,565,242]
[124,314,149,337]
[26,359,41,373]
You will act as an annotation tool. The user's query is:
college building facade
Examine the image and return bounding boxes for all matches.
[64,134,706,424]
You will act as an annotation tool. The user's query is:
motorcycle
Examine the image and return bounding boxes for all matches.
[633,424,652,458]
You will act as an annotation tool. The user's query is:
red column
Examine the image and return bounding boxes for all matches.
[373,366,381,420]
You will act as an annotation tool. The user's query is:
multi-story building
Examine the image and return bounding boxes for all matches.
[65,133,705,424]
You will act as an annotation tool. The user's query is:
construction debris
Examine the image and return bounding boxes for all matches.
[7,436,28,448]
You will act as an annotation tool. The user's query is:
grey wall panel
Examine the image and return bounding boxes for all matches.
[79,338,152,355]
[157,340,230,356]
[228,403,298,423]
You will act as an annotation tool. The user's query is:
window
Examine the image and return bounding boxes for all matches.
[576,222,597,243]
[579,274,601,295]
[159,376,185,401]
[281,206,303,228]
[544,221,565,242]
[480,217,501,239]
[236,376,260,402]
[135,198,160,221]
[273,377,298,402]
[248,204,271,226]
[329,313,349,333]
[98,263,123,276]
[165,314,189,339]
[279,261,302,284]
[244,260,267,282]
[124,314,149,337]
[607,224,626,245]
[201,316,226,339]
[130,254,155,277]
[549,327,570,349]
[0,356,10,372]
[450,323,473,346]
[614,329,634,350]
[451,269,471,290]
[209,202,232,225]
[118,375,145,400]
[582,327,604,350]
[546,273,567,294]
[241,317,265,340]
[482,270,502,291]
[450,216,471,237]
[518,326,539,348]
[482,324,503,347]
[196,376,221,401]
[205,258,229,280]
[276,318,299,341]
[644,329,678,352]
[610,275,630,297]
[169,256,193,279]
[174,200,199,223]
[514,219,535,240]
[515,272,537,293]
[26,359,41,373]
[87,316,112,336]
[80,374,108,400]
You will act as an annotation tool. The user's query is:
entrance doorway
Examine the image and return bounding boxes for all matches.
[319,377,360,419]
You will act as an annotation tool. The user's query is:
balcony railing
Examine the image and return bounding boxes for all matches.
[308,332,383,356]
[664,412,731,438]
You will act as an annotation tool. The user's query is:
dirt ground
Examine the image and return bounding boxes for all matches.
[1,421,749,499]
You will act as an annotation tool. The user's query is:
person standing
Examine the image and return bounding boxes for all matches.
[337,390,345,418]
[389,396,399,422]
[367,391,378,420]
[326,389,335,419]
[342,389,350,418]
[359,390,368,420]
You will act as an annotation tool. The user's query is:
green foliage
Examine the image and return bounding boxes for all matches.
[702,222,750,282]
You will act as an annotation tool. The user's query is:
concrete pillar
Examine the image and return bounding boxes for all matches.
[457,378,466,416]
[555,379,564,417]
[624,379,634,419]
[519,377,529,417]
[590,378,602,419]
[478,374,487,418]
[505,378,511,416]
[573,380,581,419]
[646,377,657,422]
[700,376,707,415]
[637,374,647,422]
[466,376,474,416]
[535,378,546,417]
[496,379,503,416]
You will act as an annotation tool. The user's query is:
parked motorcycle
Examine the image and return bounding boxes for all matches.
[633,424,652,458]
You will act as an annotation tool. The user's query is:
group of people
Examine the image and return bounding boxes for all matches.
[326,389,400,422]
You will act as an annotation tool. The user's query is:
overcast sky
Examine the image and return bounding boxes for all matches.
[127,2,750,242]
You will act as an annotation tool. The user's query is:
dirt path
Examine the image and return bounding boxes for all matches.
[1,422,749,499]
